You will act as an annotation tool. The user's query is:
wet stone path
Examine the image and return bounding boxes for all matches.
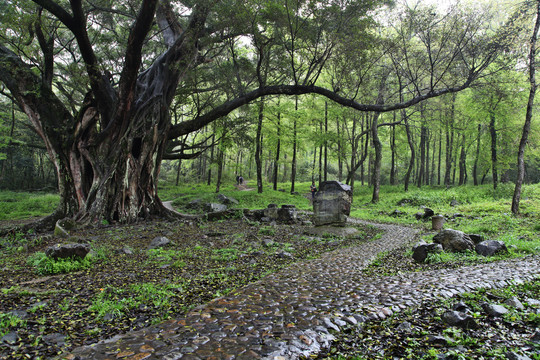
[64,220,540,360]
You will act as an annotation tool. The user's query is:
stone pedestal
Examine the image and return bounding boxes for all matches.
[432,215,445,230]
[312,181,353,226]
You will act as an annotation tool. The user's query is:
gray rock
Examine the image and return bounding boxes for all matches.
[277,205,298,223]
[433,229,474,253]
[505,296,524,310]
[468,234,484,244]
[441,310,478,329]
[116,247,134,255]
[1,332,18,344]
[263,239,275,247]
[45,243,90,260]
[476,240,508,256]
[312,181,352,226]
[322,318,340,332]
[506,352,532,360]
[450,199,459,207]
[482,303,508,317]
[43,333,66,346]
[415,207,434,220]
[187,199,203,210]
[396,321,413,333]
[216,193,239,205]
[389,210,404,217]
[148,236,171,250]
[427,335,448,346]
[412,242,443,263]
[526,298,540,306]
[530,331,540,343]
[452,302,470,312]
[203,203,228,213]
[276,251,293,259]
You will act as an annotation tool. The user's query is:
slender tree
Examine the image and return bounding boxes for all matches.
[513,0,540,214]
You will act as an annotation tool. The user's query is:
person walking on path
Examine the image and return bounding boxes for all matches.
[310,181,317,200]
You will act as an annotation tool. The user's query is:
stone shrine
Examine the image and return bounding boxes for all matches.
[312,181,353,226]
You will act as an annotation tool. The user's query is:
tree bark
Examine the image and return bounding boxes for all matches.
[513,0,540,215]
[255,100,264,193]
[324,101,328,182]
[404,113,415,192]
[290,97,298,194]
[272,110,281,191]
[371,112,382,203]
[473,124,481,186]
[489,112,498,190]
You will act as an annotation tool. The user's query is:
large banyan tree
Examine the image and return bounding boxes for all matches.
[0,0,506,227]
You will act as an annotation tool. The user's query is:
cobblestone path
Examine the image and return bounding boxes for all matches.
[65,220,540,360]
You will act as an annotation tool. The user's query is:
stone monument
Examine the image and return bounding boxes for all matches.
[312,181,353,226]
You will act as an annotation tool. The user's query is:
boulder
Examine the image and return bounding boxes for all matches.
[45,243,90,260]
[54,218,77,238]
[415,207,434,221]
[203,203,228,213]
[468,234,484,244]
[481,303,508,317]
[148,236,171,250]
[187,199,203,210]
[216,193,239,205]
[433,229,474,253]
[450,199,460,207]
[441,310,479,329]
[475,240,508,257]
[312,181,353,226]
[505,296,524,310]
[277,205,297,223]
[412,241,443,263]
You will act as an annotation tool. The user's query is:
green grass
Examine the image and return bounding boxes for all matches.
[0,191,58,220]
[160,182,313,212]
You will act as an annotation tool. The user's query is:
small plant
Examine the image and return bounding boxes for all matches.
[0,312,26,337]
[258,226,275,236]
[27,252,95,275]
[211,248,238,262]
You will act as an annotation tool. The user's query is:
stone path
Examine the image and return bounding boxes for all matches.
[64,220,540,360]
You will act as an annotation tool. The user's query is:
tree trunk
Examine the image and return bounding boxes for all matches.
[319,120,323,185]
[404,113,415,192]
[417,125,426,188]
[255,100,264,193]
[438,125,442,185]
[444,99,455,187]
[290,97,298,194]
[489,113,498,190]
[513,0,540,215]
[371,112,382,203]
[458,133,467,185]
[272,110,281,191]
[390,118,396,186]
[337,117,343,182]
[324,101,328,182]
[473,124,481,186]
[215,148,224,193]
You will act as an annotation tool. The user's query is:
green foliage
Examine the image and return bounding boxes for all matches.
[27,252,94,275]
[88,282,184,322]
[0,312,26,337]
[258,225,276,236]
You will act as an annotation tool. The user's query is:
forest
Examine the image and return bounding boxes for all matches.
[0,0,538,226]
[2,1,540,359]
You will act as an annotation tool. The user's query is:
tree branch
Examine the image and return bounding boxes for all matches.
[169,75,477,139]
